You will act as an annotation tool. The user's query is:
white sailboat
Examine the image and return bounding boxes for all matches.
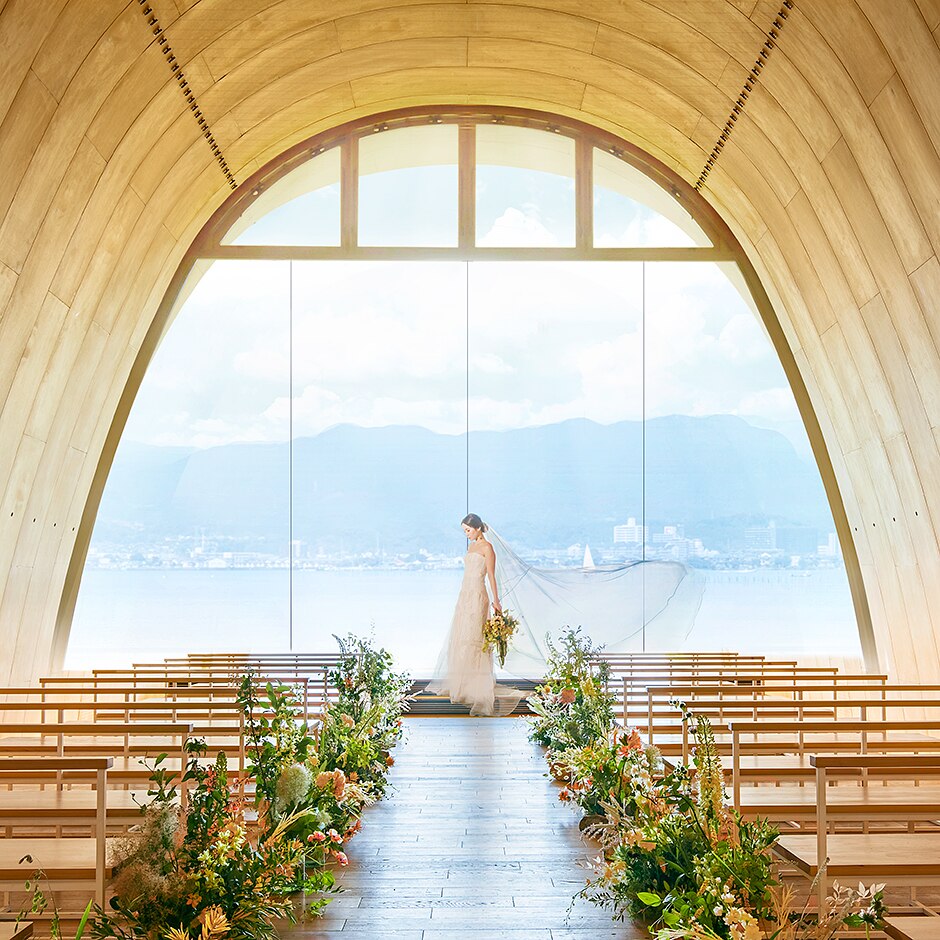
[582,544,595,569]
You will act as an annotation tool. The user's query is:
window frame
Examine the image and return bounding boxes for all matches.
[196,107,731,262]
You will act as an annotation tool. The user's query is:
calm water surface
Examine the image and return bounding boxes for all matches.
[67,567,861,672]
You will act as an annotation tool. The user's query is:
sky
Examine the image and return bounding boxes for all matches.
[122,150,809,459]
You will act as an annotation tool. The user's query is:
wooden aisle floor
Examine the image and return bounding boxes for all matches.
[284,716,646,939]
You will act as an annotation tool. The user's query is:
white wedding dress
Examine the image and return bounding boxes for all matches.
[426,550,526,717]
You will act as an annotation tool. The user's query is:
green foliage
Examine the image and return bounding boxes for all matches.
[321,633,412,795]
[236,675,316,827]
[85,635,410,940]
[540,690,885,940]
[527,626,615,751]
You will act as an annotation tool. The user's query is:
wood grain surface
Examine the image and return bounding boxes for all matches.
[1,1,939,687]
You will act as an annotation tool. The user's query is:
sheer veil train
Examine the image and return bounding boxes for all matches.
[487,528,705,680]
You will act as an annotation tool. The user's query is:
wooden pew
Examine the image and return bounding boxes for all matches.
[773,755,940,910]
[89,665,334,704]
[613,666,850,719]
[0,705,246,788]
[20,679,321,723]
[0,758,113,907]
[0,923,33,940]
[727,719,940,809]
[884,917,940,940]
[622,675,900,734]
[640,697,940,758]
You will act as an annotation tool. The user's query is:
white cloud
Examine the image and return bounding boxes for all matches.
[595,211,696,249]
[471,353,514,375]
[124,255,809,454]
[477,207,560,247]
[735,387,801,422]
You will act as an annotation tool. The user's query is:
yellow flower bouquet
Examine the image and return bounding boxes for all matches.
[482,609,519,668]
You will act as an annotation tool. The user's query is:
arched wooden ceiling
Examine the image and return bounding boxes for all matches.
[1,0,939,684]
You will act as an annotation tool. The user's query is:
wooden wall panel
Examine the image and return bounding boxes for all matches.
[2,0,940,684]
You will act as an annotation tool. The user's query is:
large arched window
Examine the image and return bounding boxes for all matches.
[67,109,868,672]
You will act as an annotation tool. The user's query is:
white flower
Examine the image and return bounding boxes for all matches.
[275,762,312,811]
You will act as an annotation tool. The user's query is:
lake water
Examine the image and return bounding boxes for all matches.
[67,567,862,673]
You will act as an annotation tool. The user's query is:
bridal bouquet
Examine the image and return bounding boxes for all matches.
[482,609,519,667]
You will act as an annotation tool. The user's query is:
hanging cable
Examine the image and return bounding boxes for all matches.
[694,0,793,191]
[135,0,237,189]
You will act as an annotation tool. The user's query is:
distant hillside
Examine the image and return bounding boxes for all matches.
[94,416,833,553]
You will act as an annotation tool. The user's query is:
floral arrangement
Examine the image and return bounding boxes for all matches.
[551,725,663,822]
[529,631,885,940]
[482,609,519,667]
[90,743,312,940]
[580,713,884,940]
[83,635,410,940]
[527,627,615,752]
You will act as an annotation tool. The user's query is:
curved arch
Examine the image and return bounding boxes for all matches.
[3,0,937,687]
[55,105,875,672]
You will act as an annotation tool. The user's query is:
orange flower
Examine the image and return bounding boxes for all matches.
[385,755,395,766]
[560,688,577,705]
[332,769,346,798]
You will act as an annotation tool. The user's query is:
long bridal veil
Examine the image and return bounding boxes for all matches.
[488,528,705,679]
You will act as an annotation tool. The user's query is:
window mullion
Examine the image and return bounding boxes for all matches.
[341,137,358,249]
[575,137,593,251]
[458,124,476,250]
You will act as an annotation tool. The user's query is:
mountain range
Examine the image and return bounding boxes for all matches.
[94,415,834,554]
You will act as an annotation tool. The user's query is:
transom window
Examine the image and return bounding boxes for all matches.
[215,110,714,256]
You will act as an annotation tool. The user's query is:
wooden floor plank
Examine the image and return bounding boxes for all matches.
[281,717,641,937]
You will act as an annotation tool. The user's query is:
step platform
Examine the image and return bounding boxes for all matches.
[408,679,537,715]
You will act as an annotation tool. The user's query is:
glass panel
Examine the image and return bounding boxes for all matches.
[289,261,467,672]
[225,149,341,246]
[594,149,710,247]
[68,261,291,666]
[358,125,459,246]
[467,258,643,575]
[476,126,576,247]
[641,261,860,658]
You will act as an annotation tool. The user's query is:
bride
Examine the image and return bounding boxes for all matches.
[425,513,526,717]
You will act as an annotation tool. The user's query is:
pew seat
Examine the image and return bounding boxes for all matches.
[0,788,155,823]
[885,917,940,940]
[774,832,940,879]
[0,923,34,940]
[738,783,940,821]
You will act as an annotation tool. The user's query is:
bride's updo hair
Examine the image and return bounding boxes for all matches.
[461,512,487,533]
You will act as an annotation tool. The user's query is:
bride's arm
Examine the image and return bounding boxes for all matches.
[484,543,501,613]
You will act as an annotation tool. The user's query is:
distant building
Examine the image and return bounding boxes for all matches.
[652,524,685,545]
[613,517,648,544]
[819,532,842,559]
[776,526,819,555]
[744,521,776,551]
